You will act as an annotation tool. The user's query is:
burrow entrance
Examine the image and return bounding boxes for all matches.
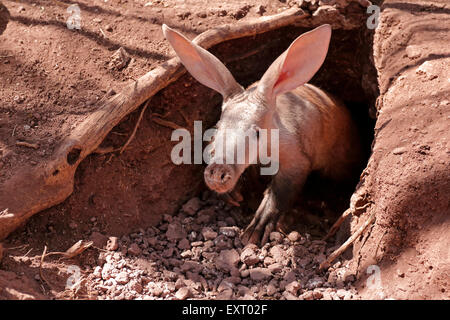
[76,25,379,241]
[203,25,379,239]
[28,24,378,246]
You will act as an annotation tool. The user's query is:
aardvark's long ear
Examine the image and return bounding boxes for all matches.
[162,24,243,99]
[257,24,332,103]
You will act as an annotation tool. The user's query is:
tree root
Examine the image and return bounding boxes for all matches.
[320,211,376,270]
[120,99,151,154]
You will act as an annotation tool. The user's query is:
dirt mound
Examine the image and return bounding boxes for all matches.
[347,0,450,299]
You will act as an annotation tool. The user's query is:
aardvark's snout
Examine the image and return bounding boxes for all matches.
[204,163,236,194]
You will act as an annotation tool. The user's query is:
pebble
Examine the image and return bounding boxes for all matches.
[287,231,301,242]
[249,267,272,281]
[106,237,119,251]
[219,226,237,238]
[201,227,218,241]
[240,244,260,266]
[405,45,422,59]
[216,249,240,273]
[175,287,191,300]
[128,243,141,256]
[269,231,283,243]
[416,61,439,80]
[178,238,190,250]
[90,232,108,248]
[285,281,302,295]
[182,197,202,216]
[166,222,187,241]
[115,271,129,285]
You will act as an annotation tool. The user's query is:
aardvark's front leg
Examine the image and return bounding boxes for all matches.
[241,158,310,246]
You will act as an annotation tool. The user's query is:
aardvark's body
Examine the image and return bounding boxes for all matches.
[163,24,361,245]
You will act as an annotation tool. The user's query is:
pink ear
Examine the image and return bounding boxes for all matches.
[258,24,332,101]
[162,24,243,99]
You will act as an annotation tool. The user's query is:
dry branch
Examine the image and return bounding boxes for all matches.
[0,8,309,240]
[320,212,376,270]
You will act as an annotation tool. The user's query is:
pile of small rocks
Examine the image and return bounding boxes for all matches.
[85,193,359,300]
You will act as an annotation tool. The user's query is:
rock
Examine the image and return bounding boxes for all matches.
[0,243,3,263]
[300,291,314,300]
[266,283,278,296]
[416,60,439,80]
[128,243,141,256]
[162,214,173,223]
[314,253,326,265]
[109,47,130,70]
[216,288,233,300]
[196,208,215,224]
[287,231,301,242]
[93,266,102,278]
[249,267,272,281]
[214,235,232,250]
[263,257,275,266]
[283,291,298,300]
[313,290,323,299]
[405,45,422,59]
[269,245,286,262]
[269,231,283,243]
[130,280,143,293]
[191,241,203,247]
[178,238,190,250]
[285,281,302,295]
[201,227,218,241]
[181,260,203,273]
[219,226,237,238]
[115,271,129,285]
[291,244,307,257]
[175,287,191,300]
[284,270,296,283]
[240,269,250,278]
[106,237,119,251]
[336,289,349,299]
[175,278,186,290]
[306,277,325,289]
[89,232,108,248]
[105,25,113,32]
[161,247,174,258]
[268,262,283,274]
[216,249,240,273]
[182,197,202,216]
[240,244,260,266]
[218,279,234,292]
[166,222,187,241]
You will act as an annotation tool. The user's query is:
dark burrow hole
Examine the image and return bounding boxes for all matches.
[67,147,82,165]
[99,24,378,240]
[199,25,378,240]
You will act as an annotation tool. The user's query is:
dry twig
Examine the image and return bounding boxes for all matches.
[319,212,376,270]
[16,141,39,149]
[152,117,184,130]
[120,99,151,154]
